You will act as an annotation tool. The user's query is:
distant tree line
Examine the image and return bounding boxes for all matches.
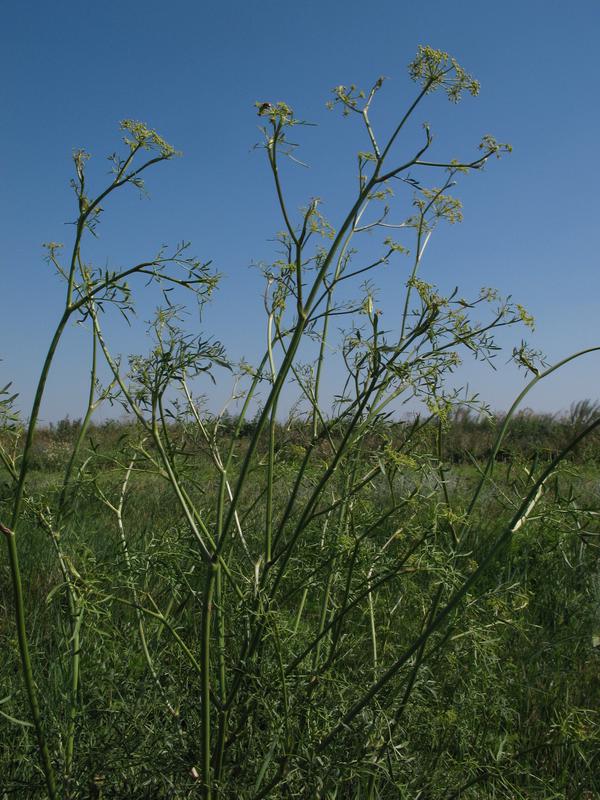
[10,399,600,471]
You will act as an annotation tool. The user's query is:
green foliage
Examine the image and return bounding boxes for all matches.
[120,118,178,157]
[408,45,480,101]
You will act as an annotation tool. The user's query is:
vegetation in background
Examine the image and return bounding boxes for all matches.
[1,46,599,799]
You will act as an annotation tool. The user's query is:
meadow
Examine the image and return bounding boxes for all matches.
[1,47,599,798]
[1,416,599,798]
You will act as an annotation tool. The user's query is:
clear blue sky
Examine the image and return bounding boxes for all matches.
[2,0,599,422]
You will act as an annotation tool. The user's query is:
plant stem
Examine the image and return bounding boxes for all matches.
[2,528,58,799]
[201,562,217,800]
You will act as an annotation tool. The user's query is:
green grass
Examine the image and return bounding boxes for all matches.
[1,434,599,798]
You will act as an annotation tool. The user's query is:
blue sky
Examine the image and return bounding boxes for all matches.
[1,0,599,422]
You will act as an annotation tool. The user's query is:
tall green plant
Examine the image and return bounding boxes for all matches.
[1,46,598,799]
[1,121,217,798]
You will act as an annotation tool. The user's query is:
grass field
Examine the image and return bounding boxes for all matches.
[1,421,599,798]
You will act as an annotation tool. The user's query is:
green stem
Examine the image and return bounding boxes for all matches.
[12,309,71,525]
[3,310,73,799]
[2,529,58,799]
[465,346,600,522]
[65,605,84,782]
[265,314,277,563]
[212,565,228,786]
[201,562,217,800]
